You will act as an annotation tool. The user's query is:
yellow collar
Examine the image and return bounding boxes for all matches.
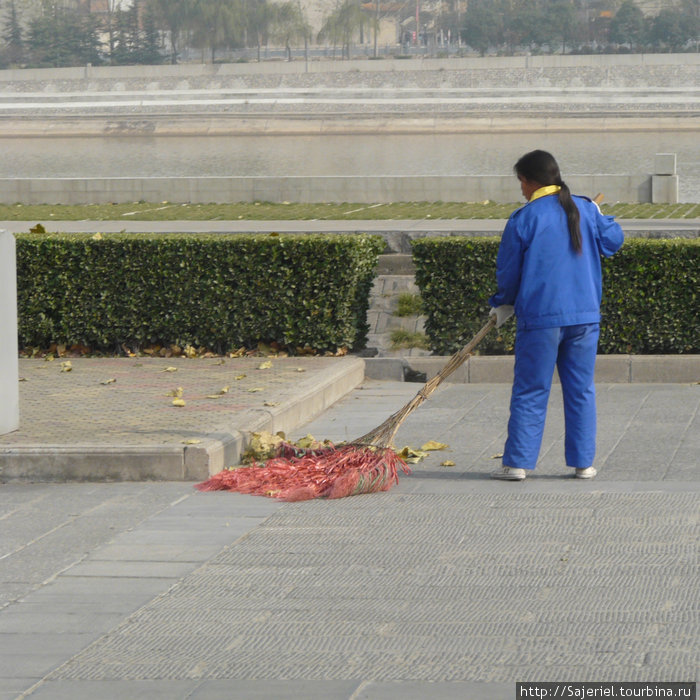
[529,185,561,202]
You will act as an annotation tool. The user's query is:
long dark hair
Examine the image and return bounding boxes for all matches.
[514,150,582,254]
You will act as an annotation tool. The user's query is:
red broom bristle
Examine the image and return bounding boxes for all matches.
[195,443,410,501]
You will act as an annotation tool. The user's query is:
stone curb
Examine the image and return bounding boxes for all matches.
[364,355,700,384]
[0,358,365,483]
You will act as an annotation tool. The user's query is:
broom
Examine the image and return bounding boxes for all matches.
[195,315,497,501]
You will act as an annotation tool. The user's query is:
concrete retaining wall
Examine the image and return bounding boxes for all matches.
[0,174,657,205]
[1,53,697,84]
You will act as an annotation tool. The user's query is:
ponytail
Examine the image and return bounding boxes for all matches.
[557,180,582,254]
[514,150,582,254]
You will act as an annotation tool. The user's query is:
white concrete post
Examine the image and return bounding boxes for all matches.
[652,153,679,204]
[0,230,19,435]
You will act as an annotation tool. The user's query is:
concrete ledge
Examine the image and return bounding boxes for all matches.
[630,355,700,383]
[0,357,365,483]
[0,445,187,482]
[364,355,699,384]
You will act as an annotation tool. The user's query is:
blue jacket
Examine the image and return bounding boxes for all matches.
[489,194,624,330]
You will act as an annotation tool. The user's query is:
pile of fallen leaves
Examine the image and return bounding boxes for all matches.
[241,431,455,467]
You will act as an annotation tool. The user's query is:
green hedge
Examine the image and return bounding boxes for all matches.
[16,232,385,353]
[412,237,699,355]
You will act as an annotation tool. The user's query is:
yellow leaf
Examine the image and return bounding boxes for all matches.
[172,398,186,407]
[182,438,202,445]
[257,360,272,370]
[165,387,183,397]
[242,430,285,463]
[217,385,230,394]
[206,395,223,399]
[60,361,72,372]
[234,374,246,380]
[420,440,448,451]
[295,434,322,450]
[91,232,103,240]
[490,453,504,459]
[184,344,197,358]
[100,378,117,385]
[45,355,55,362]
[18,377,28,382]
[229,347,245,358]
[397,446,429,464]
[440,460,456,467]
[264,401,280,407]
[247,387,263,393]
[161,366,178,373]
[295,367,306,373]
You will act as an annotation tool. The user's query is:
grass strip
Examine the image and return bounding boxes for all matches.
[1,201,698,221]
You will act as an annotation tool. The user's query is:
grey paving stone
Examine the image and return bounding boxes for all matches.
[24,679,200,699]
[190,679,362,699]
[356,680,512,699]
[0,678,36,700]
[0,609,129,634]
[82,542,230,563]
[60,560,197,579]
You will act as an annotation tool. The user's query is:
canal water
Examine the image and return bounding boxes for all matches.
[2,130,698,202]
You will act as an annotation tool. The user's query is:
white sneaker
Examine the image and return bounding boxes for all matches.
[575,467,597,479]
[491,465,526,481]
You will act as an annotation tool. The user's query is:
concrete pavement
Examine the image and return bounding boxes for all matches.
[1,368,698,699]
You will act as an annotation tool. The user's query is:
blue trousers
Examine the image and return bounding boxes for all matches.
[503,323,599,470]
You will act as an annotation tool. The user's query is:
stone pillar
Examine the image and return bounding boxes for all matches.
[0,230,19,435]
[652,153,679,204]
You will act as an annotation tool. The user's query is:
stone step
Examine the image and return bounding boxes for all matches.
[366,268,428,357]
[376,254,415,275]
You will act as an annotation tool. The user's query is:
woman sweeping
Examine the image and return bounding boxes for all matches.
[489,150,624,481]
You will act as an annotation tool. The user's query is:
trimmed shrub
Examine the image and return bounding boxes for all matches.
[412,237,699,355]
[16,232,385,354]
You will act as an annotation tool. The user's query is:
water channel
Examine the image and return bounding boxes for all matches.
[3,129,698,202]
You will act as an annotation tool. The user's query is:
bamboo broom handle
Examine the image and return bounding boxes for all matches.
[357,316,497,446]
[416,316,496,402]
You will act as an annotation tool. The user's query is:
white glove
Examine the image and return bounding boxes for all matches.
[489,305,514,328]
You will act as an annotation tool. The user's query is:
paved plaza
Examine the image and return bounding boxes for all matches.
[1,370,698,699]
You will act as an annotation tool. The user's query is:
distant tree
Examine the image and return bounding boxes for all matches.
[146,0,195,63]
[269,1,311,61]
[139,3,164,64]
[318,0,365,59]
[609,0,645,49]
[27,4,101,67]
[1,0,24,66]
[242,0,273,61]
[103,0,119,62]
[545,0,578,53]
[649,7,698,51]
[461,0,502,56]
[112,5,136,63]
[507,4,548,52]
[189,0,243,62]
